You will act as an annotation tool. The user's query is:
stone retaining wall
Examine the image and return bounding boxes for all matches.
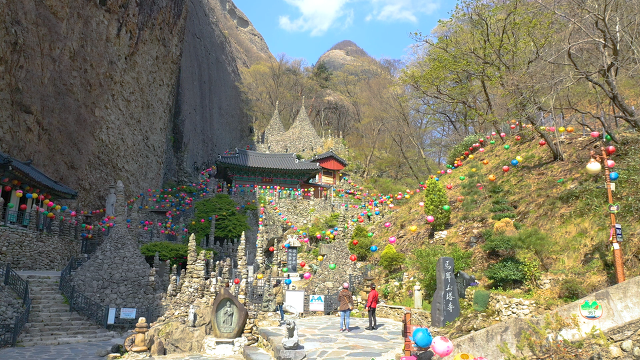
[0,226,80,271]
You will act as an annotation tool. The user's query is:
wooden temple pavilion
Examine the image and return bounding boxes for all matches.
[216,149,333,198]
[310,150,348,187]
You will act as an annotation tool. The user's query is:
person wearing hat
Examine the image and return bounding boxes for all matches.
[365,283,379,330]
[338,282,354,332]
[273,279,284,324]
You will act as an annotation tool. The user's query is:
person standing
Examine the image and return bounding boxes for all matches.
[273,279,285,324]
[338,282,354,332]
[365,283,379,330]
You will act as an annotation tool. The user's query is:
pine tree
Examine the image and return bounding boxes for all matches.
[423,177,450,231]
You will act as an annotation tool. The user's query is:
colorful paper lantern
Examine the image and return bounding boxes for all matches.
[431,336,454,357]
[370,245,378,252]
[350,254,357,261]
[610,172,619,181]
[303,272,312,280]
[426,216,434,223]
[234,278,240,284]
[503,166,510,172]
[300,261,306,268]
[329,264,337,270]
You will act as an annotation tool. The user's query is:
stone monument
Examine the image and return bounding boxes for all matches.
[281,320,300,350]
[131,317,150,352]
[455,271,476,300]
[431,257,460,327]
[105,184,116,217]
[188,305,197,327]
[211,288,248,339]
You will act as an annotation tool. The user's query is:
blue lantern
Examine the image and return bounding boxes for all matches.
[610,172,619,181]
[370,245,378,252]
[511,159,519,166]
[284,279,292,285]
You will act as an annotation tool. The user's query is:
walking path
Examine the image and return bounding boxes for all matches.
[256,315,405,360]
[1,315,404,360]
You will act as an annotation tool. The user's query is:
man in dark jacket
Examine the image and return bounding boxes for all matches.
[365,283,378,330]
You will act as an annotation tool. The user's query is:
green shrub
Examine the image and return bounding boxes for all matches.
[482,233,517,253]
[490,205,515,213]
[491,212,517,221]
[348,225,374,261]
[140,242,210,267]
[411,244,473,297]
[558,278,587,301]
[322,213,340,229]
[423,177,450,231]
[187,194,250,242]
[447,134,481,165]
[485,257,525,287]
[473,290,491,311]
[491,198,508,205]
[488,185,504,194]
[379,244,406,273]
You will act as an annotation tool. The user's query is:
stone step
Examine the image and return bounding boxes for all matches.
[20,331,115,342]
[23,328,110,336]
[18,334,120,347]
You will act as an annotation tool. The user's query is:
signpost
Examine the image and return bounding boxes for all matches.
[120,308,137,319]
[309,295,325,312]
[431,257,460,327]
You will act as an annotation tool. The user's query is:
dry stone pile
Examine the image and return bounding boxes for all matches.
[489,294,538,321]
[71,181,157,308]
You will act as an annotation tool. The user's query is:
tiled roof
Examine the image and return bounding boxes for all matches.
[0,151,77,197]
[311,150,348,166]
[217,150,321,171]
[0,152,10,165]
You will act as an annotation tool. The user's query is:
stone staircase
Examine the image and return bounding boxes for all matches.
[18,275,121,346]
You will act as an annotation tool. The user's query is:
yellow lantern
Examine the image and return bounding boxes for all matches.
[453,353,475,360]
[468,155,474,160]
[558,127,565,133]
[43,199,50,205]
[317,256,324,261]
[516,156,523,162]
[55,205,61,211]
[410,225,418,232]
[471,168,477,172]
[257,274,263,279]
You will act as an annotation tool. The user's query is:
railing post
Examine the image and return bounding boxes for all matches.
[69,285,75,312]
[23,282,28,305]
[103,306,109,328]
[4,264,10,285]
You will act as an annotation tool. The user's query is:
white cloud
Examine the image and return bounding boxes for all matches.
[278,0,440,36]
[279,0,352,36]
[367,0,440,23]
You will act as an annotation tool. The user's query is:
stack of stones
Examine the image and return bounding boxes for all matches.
[489,294,537,320]
[236,232,248,303]
[163,234,212,320]
[0,282,24,325]
[71,181,157,308]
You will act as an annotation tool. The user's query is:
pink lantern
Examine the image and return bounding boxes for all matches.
[303,272,312,280]
[446,169,453,174]
[389,236,397,244]
[500,132,506,137]
[549,127,556,132]
[491,132,496,136]
[479,148,485,152]
[431,336,453,357]
[384,222,391,228]
[426,216,435,223]
[591,131,600,138]
[70,211,76,217]
[418,202,424,207]
[607,160,615,168]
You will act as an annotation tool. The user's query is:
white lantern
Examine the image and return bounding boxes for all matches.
[586,159,602,175]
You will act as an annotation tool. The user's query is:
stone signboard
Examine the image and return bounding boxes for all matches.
[211,288,248,338]
[431,257,460,327]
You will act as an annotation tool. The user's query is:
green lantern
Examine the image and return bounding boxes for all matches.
[329,264,337,270]
[490,140,496,144]
[442,205,451,211]
[282,267,288,273]
[504,145,510,150]
[459,176,466,181]
[605,134,612,141]
[367,232,373,237]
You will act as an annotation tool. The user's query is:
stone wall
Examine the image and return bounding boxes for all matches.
[0,281,24,326]
[0,225,80,271]
[444,275,640,359]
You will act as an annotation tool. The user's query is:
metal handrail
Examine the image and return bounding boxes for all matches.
[0,263,31,347]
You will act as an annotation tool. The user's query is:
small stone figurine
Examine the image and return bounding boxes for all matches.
[281,320,299,350]
[188,305,197,327]
[131,317,150,352]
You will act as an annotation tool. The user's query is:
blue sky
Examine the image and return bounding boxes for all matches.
[233,0,458,65]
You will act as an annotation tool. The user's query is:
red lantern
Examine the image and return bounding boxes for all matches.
[349,254,357,262]
[352,240,359,245]
[3,185,10,192]
[539,140,546,146]
[606,146,616,155]
[510,125,516,129]
[234,278,240,284]
[269,246,275,252]
[300,261,306,268]
[515,135,521,141]
[19,204,27,211]
[446,184,453,190]
[503,166,510,172]
[464,151,470,156]
[457,196,464,203]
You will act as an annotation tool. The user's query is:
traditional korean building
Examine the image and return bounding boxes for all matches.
[215,149,322,196]
[0,151,77,226]
[310,150,348,186]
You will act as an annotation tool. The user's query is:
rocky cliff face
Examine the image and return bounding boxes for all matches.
[0,0,272,208]
[164,0,272,182]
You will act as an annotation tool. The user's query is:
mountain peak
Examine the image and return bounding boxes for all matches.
[317,40,371,72]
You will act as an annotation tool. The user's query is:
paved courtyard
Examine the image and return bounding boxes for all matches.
[259,315,405,360]
[0,315,404,360]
